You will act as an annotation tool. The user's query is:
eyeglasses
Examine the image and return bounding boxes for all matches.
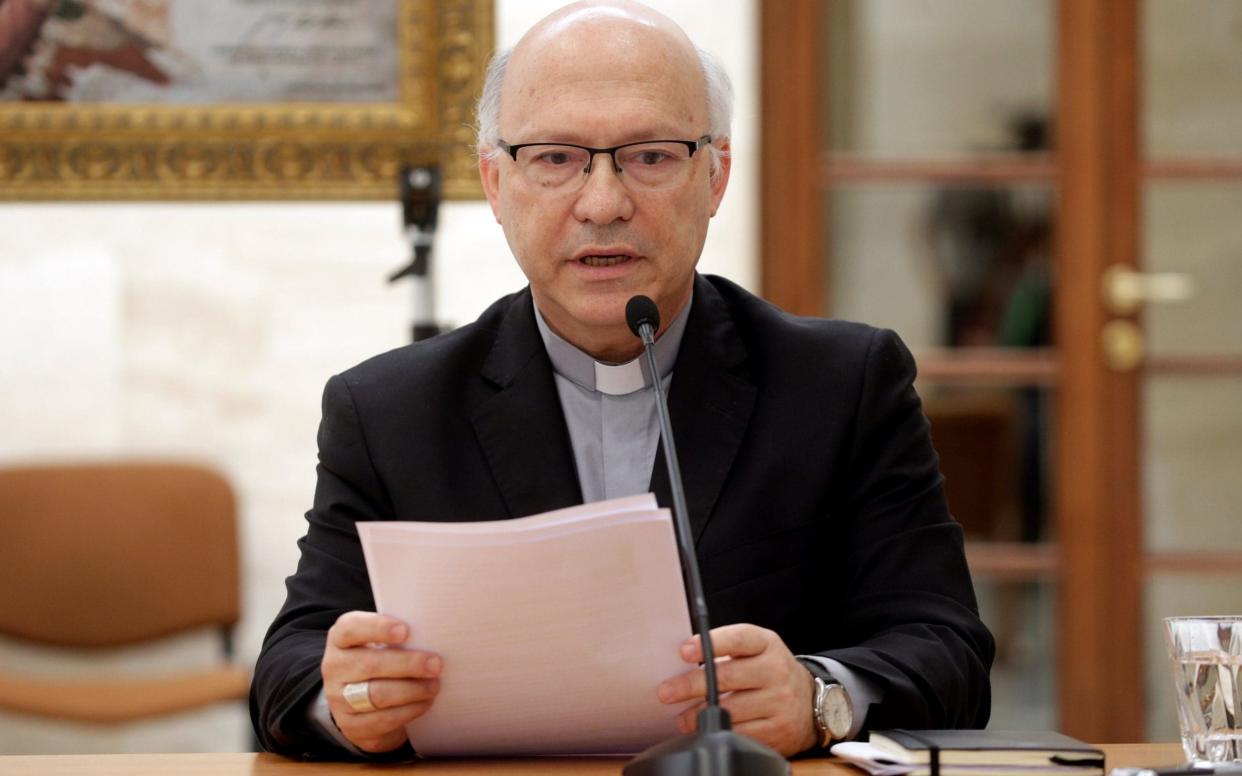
[497,135,711,192]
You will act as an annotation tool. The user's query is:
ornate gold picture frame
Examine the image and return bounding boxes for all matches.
[0,0,493,201]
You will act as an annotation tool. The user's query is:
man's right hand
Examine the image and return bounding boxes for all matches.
[321,611,443,753]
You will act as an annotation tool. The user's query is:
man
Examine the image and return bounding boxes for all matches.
[251,0,993,761]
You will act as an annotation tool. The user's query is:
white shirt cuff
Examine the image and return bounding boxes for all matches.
[308,687,365,755]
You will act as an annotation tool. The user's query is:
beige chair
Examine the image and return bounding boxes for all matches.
[0,462,249,723]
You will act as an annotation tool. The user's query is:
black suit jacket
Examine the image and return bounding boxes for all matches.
[251,274,994,758]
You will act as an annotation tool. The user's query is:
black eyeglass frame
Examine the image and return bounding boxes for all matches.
[496,135,712,175]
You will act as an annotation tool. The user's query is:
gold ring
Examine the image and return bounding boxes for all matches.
[342,680,376,713]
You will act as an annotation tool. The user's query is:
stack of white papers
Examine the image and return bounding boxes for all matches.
[358,493,694,756]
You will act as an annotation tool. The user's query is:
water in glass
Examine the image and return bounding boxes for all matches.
[1167,618,1242,765]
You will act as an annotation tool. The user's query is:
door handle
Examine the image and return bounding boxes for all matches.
[1101,319,1144,372]
[1102,265,1195,315]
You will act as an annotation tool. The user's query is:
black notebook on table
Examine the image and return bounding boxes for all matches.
[850,730,1105,776]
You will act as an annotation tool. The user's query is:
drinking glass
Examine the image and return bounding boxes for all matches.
[1165,616,1242,765]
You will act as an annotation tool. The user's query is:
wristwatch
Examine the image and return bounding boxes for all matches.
[811,675,853,747]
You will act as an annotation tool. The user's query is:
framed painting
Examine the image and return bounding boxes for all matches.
[0,0,494,200]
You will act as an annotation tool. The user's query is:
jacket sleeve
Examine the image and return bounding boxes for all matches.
[811,328,995,731]
[249,374,414,760]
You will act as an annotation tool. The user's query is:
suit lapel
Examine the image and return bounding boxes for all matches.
[469,290,583,518]
[649,276,758,543]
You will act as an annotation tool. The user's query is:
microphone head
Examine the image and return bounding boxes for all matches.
[625,295,661,338]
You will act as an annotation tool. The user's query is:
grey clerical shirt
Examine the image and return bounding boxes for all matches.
[532,300,686,503]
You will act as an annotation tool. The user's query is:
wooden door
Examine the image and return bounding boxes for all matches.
[761,0,1242,742]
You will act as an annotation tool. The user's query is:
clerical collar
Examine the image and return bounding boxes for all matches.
[533,293,690,396]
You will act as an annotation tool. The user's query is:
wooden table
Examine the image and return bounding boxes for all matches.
[0,743,1185,775]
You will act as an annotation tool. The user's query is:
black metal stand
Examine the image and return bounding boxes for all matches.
[387,165,442,343]
[623,707,790,776]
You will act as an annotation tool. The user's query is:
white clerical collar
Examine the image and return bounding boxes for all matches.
[533,292,691,396]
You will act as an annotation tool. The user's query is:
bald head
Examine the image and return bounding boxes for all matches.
[507,3,705,143]
[511,1,703,94]
[519,0,696,53]
[475,1,732,173]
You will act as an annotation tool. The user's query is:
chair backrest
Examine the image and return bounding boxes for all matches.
[0,462,240,648]
[924,392,1019,540]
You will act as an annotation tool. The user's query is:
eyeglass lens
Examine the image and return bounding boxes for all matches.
[513,142,697,190]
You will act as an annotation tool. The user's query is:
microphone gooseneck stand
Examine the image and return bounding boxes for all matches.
[622,295,789,776]
[388,165,442,343]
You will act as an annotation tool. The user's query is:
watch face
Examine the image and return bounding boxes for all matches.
[823,684,852,739]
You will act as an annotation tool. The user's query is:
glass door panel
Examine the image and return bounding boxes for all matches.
[1144,376,1242,556]
[980,578,1058,729]
[827,185,1054,350]
[1143,187,1242,356]
[1143,0,1242,157]
[825,0,1054,158]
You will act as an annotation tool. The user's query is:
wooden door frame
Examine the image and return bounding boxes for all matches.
[1055,0,1143,742]
[759,0,1145,741]
[760,0,823,318]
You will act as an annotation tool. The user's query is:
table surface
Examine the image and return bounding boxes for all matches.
[0,743,1185,775]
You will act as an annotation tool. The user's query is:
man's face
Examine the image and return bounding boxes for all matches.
[480,19,730,359]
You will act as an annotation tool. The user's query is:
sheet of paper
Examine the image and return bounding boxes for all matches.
[832,742,918,776]
[357,493,694,756]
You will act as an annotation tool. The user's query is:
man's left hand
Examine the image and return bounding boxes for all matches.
[656,623,818,756]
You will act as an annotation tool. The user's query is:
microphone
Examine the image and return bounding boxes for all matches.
[625,295,661,338]
[623,295,788,776]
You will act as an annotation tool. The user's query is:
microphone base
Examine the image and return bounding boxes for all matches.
[623,710,790,776]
